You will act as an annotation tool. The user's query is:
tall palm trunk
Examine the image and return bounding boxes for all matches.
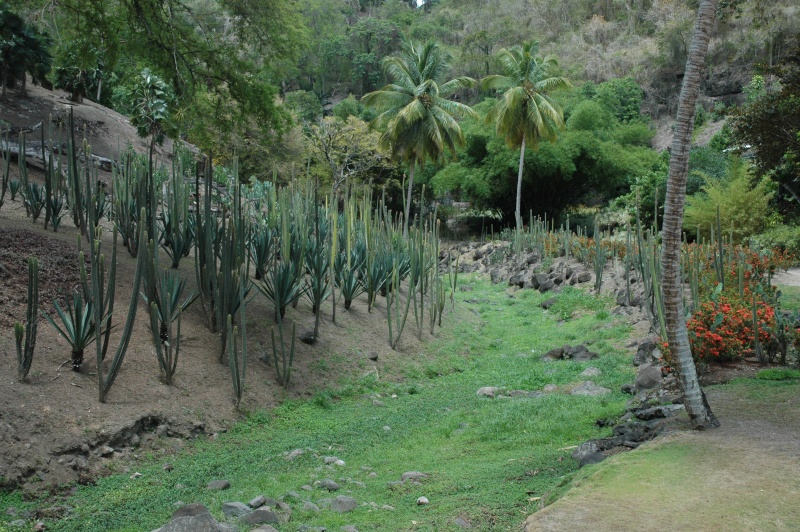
[515,136,526,233]
[661,0,720,430]
[404,163,415,237]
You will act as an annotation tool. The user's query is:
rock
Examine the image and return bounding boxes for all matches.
[299,330,316,344]
[543,384,559,393]
[318,479,340,491]
[621,383,635,395]
[341,526,359,532]
[580,367,602,378]
[323,456,339,464]
[248,495,267,509]
[303,501,320,512]
[240,509,279,526]
[285,449,304,461]
[329,496,358,513]
[540,297,558,309]
[401,471,428,482]
[634,340,659,366]
[544,346,565,360]
[476,386,501,398]
[368,471,378,478]
[454,517,473,529]
[571,441,599,462]
[416,496,429,505]
[574,350,599,362]
[565,344,587,359]
[459,285,474,292]
[490,268,506,284]
[538,279,555,293]
[99,445,115,456]
[634,404,685,421]
[576,271,592,283]
[221,502,251,517]
[335,459,346,467]
[635,364,662,391]
[301,484,313,491]
[161,514,222,532]
[163,463,174,472]
[8,521,26,528]
[367,352,379,361]
[533,273,550,288]
[172,503,211,519]
[571,381,611,396]
[251,527,279,532]
[207,480,231,491]
[579,452,606,467]
[33,523,46,532]
[372,400,384,407]
[509,272,527,287]
[297,527,327,532]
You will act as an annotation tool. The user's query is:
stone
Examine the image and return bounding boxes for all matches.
[476,386,501,398]
[8,520,26,528]
[323,456,339,464]
[161,513,221,532]
[544,346,565,360]
[509,272,527,288]
[573,350,599,362]
[540,297,558,309]
[299,330,317,344]
[571,441,599,462]
[367,352,379,361]
[538,279,555,293]
[240,509,279,526]
[635,364,662,391]
[416,496,429,505]
[221,502,251,517]
[248,495,267,509]
[341,526,359,532]
[335,459,346,467]
[576,271,592,283]
[571,381,611,397]
[99,445,115,456]
[634,404,685,421]
[318,479,340,491]
[303,501,320,512]
[580,367,602,378]
[251,527,279,532]
[401,471,428,482]
[285,449,304,461]
[621,383,635,395]
[163,463,174,472]
[454,517,473,528]
[329,496,358,513]
[579,452,606,467]
[172,503,211,519]
[543,384,559,393]
[633,340,659,366]
[207,480,231,491]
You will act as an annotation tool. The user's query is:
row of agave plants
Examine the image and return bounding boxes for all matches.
[4,116,457,406]
[501,209,798,368]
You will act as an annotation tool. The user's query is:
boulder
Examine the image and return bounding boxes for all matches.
[571,381,611,396]
[635,364,662,391]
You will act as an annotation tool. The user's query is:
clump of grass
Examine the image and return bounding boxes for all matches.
[755,368,800,381]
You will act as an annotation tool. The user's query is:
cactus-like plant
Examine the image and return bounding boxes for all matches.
[14,257,39,382]
[44,289,98,371]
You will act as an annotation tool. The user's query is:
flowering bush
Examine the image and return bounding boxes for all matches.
[686,296,775,362]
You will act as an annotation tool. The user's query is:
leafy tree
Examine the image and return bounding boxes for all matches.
[284,90,323,125]
[0,2,52,97]
[593,77,643,123]
[661,0,720,429]
[731,49,800,205]
[362,40,477,233]
[308,115,394,197]
[482,40,570,231]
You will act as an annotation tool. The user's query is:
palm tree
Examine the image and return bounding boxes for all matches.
[362,40,477,234]
[482,41,569,232]
[661,0,720,429]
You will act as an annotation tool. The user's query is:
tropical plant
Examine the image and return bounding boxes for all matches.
[362,40,477,234]
[14,257,38,382]
[44,290,98,372]
[0,2,52,97]
[660,0,721,429]
[482,40,570,232]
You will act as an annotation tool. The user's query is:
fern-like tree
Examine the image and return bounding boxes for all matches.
[362,40,477,234]
[482,41,569,232]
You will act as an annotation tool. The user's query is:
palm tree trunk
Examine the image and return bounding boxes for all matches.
[661,0,720,430]
[404,163,416,237]
[515,137,526,233]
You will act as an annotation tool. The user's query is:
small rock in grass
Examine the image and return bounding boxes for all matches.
[240,509,279,526]
[248,495,267,509]
[416,496,429,505]
[285,449,304,461]
[342,526,359,532]
[454,517,473,529]
[476,386,501,398]
[335,459,346,467]
[303,501,320,512]
[324,456,339,464]
[222,502,251,517]
[580,367,602,378]
[401,471,428,482]
[207,479,230,491]
[330,496,358,513]
[318,479,340,492]
[571,381,611,396]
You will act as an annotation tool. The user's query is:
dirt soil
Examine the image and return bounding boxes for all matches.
[0,194,432,495]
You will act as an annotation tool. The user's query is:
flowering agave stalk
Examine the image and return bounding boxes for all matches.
[14,257,39,382]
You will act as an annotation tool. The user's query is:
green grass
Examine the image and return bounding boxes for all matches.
[0,277,635,532]
[777,285,800,312]
[755,368,800,381]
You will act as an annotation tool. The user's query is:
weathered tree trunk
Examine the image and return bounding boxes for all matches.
[661,0,721,430]
[515,136,526,233]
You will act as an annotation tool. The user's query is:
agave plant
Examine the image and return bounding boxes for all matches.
[24,182,45,221]
[248,223,276,280]
[44,290,99,372]
[50,193,67,232]
[8,179,19,200]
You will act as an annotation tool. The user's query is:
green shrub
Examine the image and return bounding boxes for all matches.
[750,225,800,257]
[684,158,772,243]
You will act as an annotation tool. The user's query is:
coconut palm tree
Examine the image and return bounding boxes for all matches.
[482,41,569,232]
[362,40,477,234]
[661,0,720,429]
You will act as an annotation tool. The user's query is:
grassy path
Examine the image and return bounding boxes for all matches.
[1,277,636,531]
